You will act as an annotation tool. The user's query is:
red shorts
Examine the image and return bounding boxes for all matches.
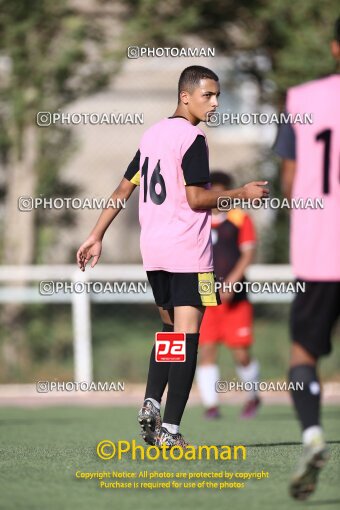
[199,300,253,348]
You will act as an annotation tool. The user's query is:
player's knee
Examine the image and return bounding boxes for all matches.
[233,348,250,366]
[199,345,216,365]
[290,342,317,367]
[289,364,320,389]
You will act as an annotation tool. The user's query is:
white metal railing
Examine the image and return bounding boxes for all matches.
[0,264,294,383]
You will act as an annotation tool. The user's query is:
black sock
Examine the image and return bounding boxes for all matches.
[163,333,199,426]
[144,323,173,403]
[289,364,321,431]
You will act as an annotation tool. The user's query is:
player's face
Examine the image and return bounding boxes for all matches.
[330,40,340,59]
[186,79,220,122]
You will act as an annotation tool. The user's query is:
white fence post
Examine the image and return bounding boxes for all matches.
[71,270,93,383]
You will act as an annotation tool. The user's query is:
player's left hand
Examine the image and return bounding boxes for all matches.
[76,236,102,272]
[219,288,234,303]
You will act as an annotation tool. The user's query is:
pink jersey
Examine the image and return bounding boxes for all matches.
[129,117,213,272]
[287,75,340,280]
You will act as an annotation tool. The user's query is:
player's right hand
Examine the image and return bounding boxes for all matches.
[76,237,102,272]
[241,181,269,200]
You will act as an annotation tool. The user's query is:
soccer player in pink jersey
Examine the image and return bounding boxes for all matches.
[77,66,269,447]
[274,18,340,500]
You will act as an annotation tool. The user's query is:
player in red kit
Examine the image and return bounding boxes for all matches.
[197,172,261,420]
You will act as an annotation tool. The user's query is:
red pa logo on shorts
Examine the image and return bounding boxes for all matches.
[155,332,186,362]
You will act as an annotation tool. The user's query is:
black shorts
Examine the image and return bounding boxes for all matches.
[290,280,340,358]
[146,270,221,310]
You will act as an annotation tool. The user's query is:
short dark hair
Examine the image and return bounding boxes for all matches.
[210,171,234,189]
[178,66,219,101]
[335,17,340,42]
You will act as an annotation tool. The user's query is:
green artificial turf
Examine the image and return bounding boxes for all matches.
[0,404,339,510]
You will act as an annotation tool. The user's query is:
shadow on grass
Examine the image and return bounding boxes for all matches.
[0,418,78,426]
[214,440,340,447]
[252,412,295,421]
[245,408,340,422]
[305,500,340,507]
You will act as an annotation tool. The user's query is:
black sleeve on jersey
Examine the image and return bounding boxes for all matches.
[124,149,140,180]
[182,135,210,185]
[272,117,296,160]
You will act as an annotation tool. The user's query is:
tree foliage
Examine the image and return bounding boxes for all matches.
[123,0,339,98]
[0,0,116,262]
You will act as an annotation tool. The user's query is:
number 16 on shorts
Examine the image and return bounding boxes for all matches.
[155,333,186,362]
